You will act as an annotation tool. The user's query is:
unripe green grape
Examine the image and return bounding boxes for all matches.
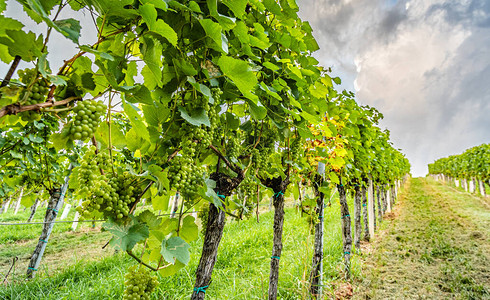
[16,68,51,121]
[123,266,158,300]
[65,100,106,141]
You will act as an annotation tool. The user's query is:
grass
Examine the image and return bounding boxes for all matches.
[0,204,112,279]
[0,193,364,299]
[0,205,79,244]
[355,177,490,299]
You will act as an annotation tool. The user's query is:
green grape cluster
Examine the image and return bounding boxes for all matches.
[236,175,256,219]
[68,100,106,140]
[167,145,205,198]
[123,266,158,300]
[75,148,141,221]
[17,69,50,105]
[197,204,209,235]
[17,68,50,121]
[227,132,242,160]
[250,126,279,176]
[178,122,213,153]
[238,175,256,201]
[179,87,220,151]
[289,137,303,161]
[209,88,222,143]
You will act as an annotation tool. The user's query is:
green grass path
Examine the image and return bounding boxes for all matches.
[1,194,363,299]
[356,178,490,299]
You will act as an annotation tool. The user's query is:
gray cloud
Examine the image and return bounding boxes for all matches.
[427,0,490,28]
[298,0,490,176]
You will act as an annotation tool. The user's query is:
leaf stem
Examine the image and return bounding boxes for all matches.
[126,250,168,272]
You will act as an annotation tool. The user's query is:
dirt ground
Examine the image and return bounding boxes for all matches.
[353,178,490,299]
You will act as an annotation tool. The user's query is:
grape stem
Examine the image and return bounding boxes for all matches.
[208,144,243,176]
[126,250,168,271]
[44,106,73,113]
[0,96,80,119]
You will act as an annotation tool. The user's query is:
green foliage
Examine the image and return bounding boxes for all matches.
[0,0,410,286]
[103,217,150,252]
[428,143,490,180]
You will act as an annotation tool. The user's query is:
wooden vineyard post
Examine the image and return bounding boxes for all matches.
[60,203,71,220]
[391,185,396,206]
[27,199,39,222]
[386,188,392,213]
[469,178,475,193]
[478,179,486,196]
[368,178,375,238]
[376,185,383,225]
[1,196,11,214]
[27,165,72,278]
[13,186,25,215]
[170,192,180,218]
[71,199,83,231]
[27,189,43,222]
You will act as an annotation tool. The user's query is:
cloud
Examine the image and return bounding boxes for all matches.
[298,0,490,176]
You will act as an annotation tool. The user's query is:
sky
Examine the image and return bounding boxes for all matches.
[297,0,490,176]
[2,1,489,176]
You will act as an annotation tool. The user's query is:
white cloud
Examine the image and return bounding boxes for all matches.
[299,0,490,176]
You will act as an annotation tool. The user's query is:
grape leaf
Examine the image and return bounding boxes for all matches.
[178,106,210,127]
[125,84,153,105]
[158,260,185,277]
[0,30,42,61]
[53,18,81,44]
[217,56,258,102]
[125,128,145,151]
[179,215,198,243]
[25,0,80,43]
[37,53,51,78]
[148,164,170,192]
[0,16,24,36]
[161,236,190,265]
[152,193,170,211]
[103,218,149,251]
[222,0,247,18]
[140,4,177,46]
[81,73,96,90]
[137,210,161,229]
[199,19,227,53]
[123,101,150,142]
